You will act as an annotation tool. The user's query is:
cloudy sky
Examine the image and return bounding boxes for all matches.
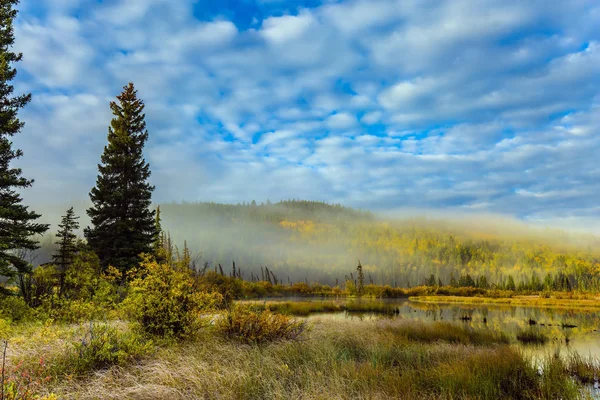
[12,0,600,229]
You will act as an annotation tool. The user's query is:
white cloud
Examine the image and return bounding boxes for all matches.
[10,0,600,228]
[361,111,382,125]
[326,112,357,130]
[260,11,315,45]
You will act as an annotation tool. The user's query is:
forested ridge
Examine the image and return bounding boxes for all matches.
[159,200,600,292]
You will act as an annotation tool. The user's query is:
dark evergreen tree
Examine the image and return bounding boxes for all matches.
[356,260,364,295]
[85,83,156,274]
[449,272,457,287]
[0,0,49,294]
[506,275,516,291]
[478,276,488,289]
[52,207,80,297]
[153,205,167,263]
[425,273,436,287]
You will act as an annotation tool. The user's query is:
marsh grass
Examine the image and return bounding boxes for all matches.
[565,352,600,384]
[45,319,581,400]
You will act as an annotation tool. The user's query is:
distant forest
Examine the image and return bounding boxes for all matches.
[153,200,600,291]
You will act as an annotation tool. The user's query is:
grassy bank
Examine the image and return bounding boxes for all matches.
[3,318,596,399]
[242,300,404,316]
[409,295,600,309]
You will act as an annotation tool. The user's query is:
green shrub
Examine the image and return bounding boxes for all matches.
[197,271,243,306]
[125,256,223,338]
[48,299,106,323]
[218,305,307,344]
[66,323,152,375]
[0,295,31,322]
[0,318,11,338]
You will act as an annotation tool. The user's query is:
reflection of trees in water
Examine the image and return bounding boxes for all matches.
[424,308,443,321]
[339,300,600,350]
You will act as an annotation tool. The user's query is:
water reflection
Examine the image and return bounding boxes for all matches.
[262,297,600,359]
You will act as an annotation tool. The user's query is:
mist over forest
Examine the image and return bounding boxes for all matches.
[27,199,600,290]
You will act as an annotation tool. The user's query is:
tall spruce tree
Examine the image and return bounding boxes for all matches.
[85,83,156,273]
[0,0,48,294]
[53,207,79,297]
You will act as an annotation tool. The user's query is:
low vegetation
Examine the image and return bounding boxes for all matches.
[124,257,223,338]
[217,305,306,344]
[2,319,588,400]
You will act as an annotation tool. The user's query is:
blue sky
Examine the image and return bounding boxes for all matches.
[12,0,600,230]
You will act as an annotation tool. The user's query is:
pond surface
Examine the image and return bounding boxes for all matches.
[259,297,600,359]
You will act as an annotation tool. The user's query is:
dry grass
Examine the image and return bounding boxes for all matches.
[42,319,579,400]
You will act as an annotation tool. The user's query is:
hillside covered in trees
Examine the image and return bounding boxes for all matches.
[159,200,600,292]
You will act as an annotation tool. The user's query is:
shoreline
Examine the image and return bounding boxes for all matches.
[408,295,600,309]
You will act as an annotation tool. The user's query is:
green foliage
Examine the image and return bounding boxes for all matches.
[125,256,223,338]
[11,247,123,323]
[506,275,516,291]
[65,323,152,375]
[345,279,357,295]
[0,318,10,338]
[19,264,57,308]
[197,271,243,306]
[85,82,156,274]
[0,0,49,292]
[0,294,31,322]
[52,207,80,297]
[217,305,306,344]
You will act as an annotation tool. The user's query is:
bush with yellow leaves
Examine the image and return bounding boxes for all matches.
[218,305,307,344]
[124,256,223,338]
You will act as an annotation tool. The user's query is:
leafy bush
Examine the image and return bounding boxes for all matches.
[0,318,10,338]
[125,256,223,338]
[218,305,307,344]
[66,323,152,375]
[48,299,107,323]
[0,295,31,323]
[197,271,243,306]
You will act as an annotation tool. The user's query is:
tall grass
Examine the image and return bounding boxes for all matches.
[48,319,580,399]
[565,352,600,384]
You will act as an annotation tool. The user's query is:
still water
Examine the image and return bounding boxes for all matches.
[263,297,600,359]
